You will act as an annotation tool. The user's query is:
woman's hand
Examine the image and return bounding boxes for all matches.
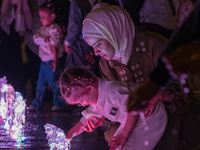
[108,133,128,150]
[65,45,71,53]
[127,79,160,112]
[143,90,163,118]
[83,116,105,132]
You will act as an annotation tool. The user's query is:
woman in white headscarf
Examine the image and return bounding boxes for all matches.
[82,6,167,83]
[82,6,169,150]
[82,5,135,66]
[82,6,198,150]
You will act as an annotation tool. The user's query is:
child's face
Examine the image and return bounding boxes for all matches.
[84,36,115,61]
[68,86,98,107]
[39,8,55,26]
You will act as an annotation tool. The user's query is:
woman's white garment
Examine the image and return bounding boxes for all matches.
[82,6,135,65]
[33,23,64,62]
[139,0,179,30]
[80,79,168,150]
[0,0,33,35]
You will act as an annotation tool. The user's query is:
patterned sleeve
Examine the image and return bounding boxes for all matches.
[49,25,63,47]
[33,27,46,45]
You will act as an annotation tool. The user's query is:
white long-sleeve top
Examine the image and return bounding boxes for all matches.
[139,0,180,30]
[0,0,33,35]
[80,79,167,150]
[33,23,64,61]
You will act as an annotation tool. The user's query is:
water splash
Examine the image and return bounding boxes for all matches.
[44,123,71,150]
[0,76,27,147]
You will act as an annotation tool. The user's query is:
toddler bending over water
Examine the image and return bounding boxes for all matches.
[59,67,167,150]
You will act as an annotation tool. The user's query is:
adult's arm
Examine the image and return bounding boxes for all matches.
[63,0,85,46]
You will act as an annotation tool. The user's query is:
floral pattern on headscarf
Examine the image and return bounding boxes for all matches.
[82,6,135,65]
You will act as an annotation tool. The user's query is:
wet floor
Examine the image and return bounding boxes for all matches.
[0,102,110,150]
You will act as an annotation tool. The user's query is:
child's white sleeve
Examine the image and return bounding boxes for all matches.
[49,28,62,47]
[33,28,45,45]
[80,105,103,125]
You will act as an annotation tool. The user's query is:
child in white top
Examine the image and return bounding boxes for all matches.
[27,2,65,111]
[59,67,167,150]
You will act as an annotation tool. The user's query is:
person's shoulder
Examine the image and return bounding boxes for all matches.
[106,80,129,93]
[51,23,60,28]
[145,31,168,45]
[50,23,62,31]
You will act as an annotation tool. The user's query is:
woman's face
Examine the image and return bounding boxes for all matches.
[84,36,115,61]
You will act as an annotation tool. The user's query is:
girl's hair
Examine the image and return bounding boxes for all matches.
[59,67,98,104]
[40,2,57,15]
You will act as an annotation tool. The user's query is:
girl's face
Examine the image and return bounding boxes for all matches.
[68,86,98,107]
[39,8,55,26]
[84,36,115,61]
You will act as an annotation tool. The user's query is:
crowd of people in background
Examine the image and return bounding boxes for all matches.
[0,0,200,149]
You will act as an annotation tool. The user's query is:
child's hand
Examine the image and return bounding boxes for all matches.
[109,133,128,150]
[65,45,71,53]
[83,116,105,132]
[45,36,50,43]
[65,132,73,141]
[50,59,58,72]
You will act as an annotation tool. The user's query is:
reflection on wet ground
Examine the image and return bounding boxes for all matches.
[0,102,110,150]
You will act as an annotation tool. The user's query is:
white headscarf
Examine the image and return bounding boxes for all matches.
[82,6,135,65]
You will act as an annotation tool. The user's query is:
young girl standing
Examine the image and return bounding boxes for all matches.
[59,67,167,150]
[27,2,66,111]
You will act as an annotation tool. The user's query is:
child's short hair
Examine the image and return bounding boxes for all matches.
[59,67,98,104]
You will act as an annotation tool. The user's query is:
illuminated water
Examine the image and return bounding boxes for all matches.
[0,76,109,150]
